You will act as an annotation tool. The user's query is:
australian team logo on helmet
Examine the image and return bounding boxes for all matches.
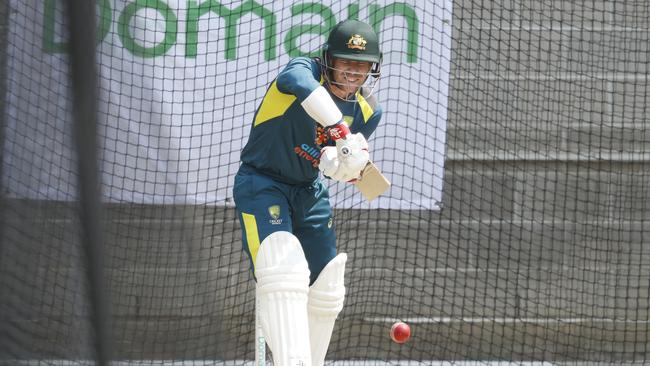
[320,20,382,101]
[347,34,367,50]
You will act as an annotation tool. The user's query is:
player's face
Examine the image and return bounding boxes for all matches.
[329,58,373,99]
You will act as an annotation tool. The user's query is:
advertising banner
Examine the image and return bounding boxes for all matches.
[4,0,452,209]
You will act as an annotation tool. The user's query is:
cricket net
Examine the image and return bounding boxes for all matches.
[1,0,649,365]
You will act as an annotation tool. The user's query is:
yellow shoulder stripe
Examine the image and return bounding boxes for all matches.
[254,81,297,126]
[356,92,374,123]
[254,75,325,126]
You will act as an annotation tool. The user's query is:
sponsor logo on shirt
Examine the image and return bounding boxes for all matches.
[294,143,321,168]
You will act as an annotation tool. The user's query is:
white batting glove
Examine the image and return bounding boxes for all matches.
[336,132,368,161]
[319,133,369,182]
[336,133,369,180]
[318,146,340,178]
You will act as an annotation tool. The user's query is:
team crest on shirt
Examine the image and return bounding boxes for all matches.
[315,126,328,146]
[268,205,283,225]
[315,118,353,147]
[347,34,367,50]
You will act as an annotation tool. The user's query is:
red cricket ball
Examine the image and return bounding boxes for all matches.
[390,321,411,344]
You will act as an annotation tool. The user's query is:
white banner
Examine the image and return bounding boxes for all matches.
[4,0,451,209]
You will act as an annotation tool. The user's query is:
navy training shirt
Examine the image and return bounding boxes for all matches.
[240,57,382,185]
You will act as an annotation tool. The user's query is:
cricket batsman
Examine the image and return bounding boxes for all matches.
[233,19,383,366]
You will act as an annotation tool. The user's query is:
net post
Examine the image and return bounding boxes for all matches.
[65,0,112,364]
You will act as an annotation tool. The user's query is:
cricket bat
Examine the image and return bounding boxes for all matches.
[354,161,391,201]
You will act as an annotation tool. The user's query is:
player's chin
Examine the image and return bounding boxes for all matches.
[331,82,360,99]
[344,83,362,94]
[346,87,359,95]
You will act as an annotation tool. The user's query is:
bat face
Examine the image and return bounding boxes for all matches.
[354,161,390,201]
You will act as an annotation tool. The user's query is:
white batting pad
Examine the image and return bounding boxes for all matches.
[256,231,312,366]
[307,253,347,366]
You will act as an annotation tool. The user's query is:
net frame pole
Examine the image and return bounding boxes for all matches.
[65,0,112,364]
[0,0,9,333]
[0,0,9,256]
